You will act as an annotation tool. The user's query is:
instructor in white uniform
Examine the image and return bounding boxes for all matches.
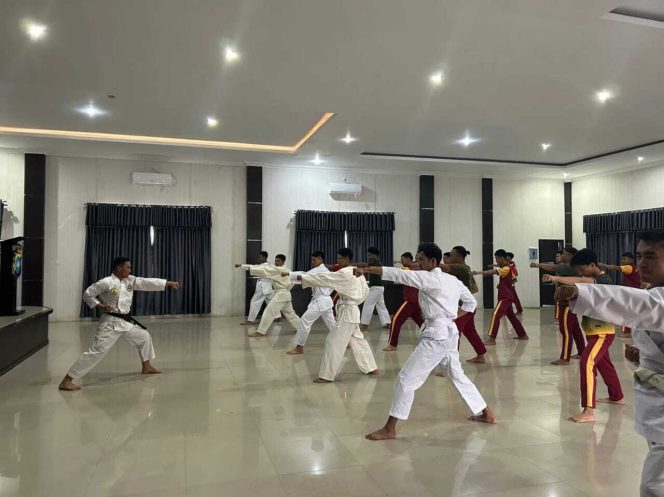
[241,251,273,325]
[287,250,336,355]
[557,229,664,497]
[59,257,180,391]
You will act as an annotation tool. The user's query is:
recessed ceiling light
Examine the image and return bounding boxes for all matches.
[206,116,219,128]
[25,22,47,40]
[455,132,479,147]
[340,132,357,144]
[224,46,240,62]
[562,172,570,179]
[638,156,644,162]
[429,71,444,86]
[541,143,551,151]
[311,152,324,165]
[77,102,105,118]
[595,89,613,103]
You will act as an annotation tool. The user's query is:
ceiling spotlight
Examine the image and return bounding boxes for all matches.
[77,102,105,118]
[429,71,444,86]
[595,90,613,103]
[638,156,644,163]
[206,116,219,128]
[25,22,47,40]
[224,46,240,62]
[340,132,357,144]
[541,143,551,151]
[455,132,480,147]
[311,152,324,165]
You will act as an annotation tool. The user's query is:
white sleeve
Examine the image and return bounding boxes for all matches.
[83,279,108,308]
[571,284,664,331]
[240,264,252,271]
[289,271,304,283]
[249,265,283,279]
[382,266,427,289]
[301,271,349,292]
[133,277,167,291]
[458,282,477,313]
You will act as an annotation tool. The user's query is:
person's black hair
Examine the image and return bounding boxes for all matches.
[443,252,451,257]
[401,252,413,260]
[275,254,286,262]
[494,249,508,258]
[112,256,130,271]
[417,243,443,265]
[338,247,353,260]
[563,246,578,255]
[452,245,470,258]
[638,230,664,244]
[260,251,268,258]
[555,250,563,255]
[311,251,325,260]
[621,251,635,259]
[506,252,514,259]
[367,246,380,256]
[570,248,598,266]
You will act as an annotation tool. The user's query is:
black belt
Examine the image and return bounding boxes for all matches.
[104,311,147,329]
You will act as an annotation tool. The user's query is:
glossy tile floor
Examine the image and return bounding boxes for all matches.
[0,309,647,497]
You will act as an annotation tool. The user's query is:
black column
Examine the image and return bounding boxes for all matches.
[564,182,572,246]
[22,154,46,306]
[481,178,494,309]
[419,175,434,243]
[245,166,263,315]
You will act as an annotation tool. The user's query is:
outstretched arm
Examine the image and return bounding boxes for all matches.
[133,277,171,291]
[530,262,560,272]
[381,266,430,289]
[599,263,621,272]
[542,274,595,285]
[472,269,497,276]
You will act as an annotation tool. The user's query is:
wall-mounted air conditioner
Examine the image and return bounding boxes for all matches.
[131,172,175,187]
[329,182,362,195]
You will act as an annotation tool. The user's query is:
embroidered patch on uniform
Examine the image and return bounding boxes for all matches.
[111,287,119,295]
[126,285,133,292]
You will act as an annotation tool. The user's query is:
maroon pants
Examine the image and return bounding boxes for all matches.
[455,312,487,355]
[388,301,424,347]
[580,334,623,408]
[488,299,527,338]
[512,290,523,314]
[558,304,585,360]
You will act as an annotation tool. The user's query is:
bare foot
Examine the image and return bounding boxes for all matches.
[240,321,255,325]
[365,427,396,441]
[550,359,570,365]
[383,345,397,352]
[287,345,304,355]
[484,338,496,346]
[568,411,596,423]
[248,332,265,338]
[141,363,162,374]
[313,377,333,383]
[469,407,497,424]
[466,355,485,364]
[58,376,81,391]
[597,397,625,405]
[367,369,379,375]
[571,354,582,359]
[360,324,369,332]
[514,335,529,340]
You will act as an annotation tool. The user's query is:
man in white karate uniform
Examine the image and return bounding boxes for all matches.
[236,254,300,337]
[240,251,273,325]
[286,250,336,355]
[557,230,664,497]
[359,246,391,331]
[364,243,496,441]
[59,256,180,391]
[288,247,378,382]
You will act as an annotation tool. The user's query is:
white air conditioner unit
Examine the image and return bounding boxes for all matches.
[131,172,175,187]
[329,182,362,195]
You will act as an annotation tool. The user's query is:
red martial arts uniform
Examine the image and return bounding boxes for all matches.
[488,266,527,339]
[509,262,524,314]
[556,264,585,359]
[447,264,486,356]
[387,270,424,347]
[618,264,641,335]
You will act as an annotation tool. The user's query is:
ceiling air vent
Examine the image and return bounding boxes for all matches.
[602,6,664,29]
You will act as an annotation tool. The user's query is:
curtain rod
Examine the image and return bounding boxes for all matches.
[85,203,212,209]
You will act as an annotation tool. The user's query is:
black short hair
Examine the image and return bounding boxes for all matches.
[452,245,470,258]
[367,246,380,256]
[338,247,353,260]
[506,252,514,259]
[443,252,451,257]
[275,254,286,262]
[401,252,413,260]
[621,251,635,259]
[260,251,268,258]
[112,256,130,271]
[417,243,443,265]
[311,251,325,260]
[563,246,578,255]
[555,250,563,255]
[570,248,598,266]
[494,249,508,258]
[638,230,664,244]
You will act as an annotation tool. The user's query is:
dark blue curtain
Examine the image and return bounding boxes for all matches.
[81,204,211,317]
[294,210,395,270]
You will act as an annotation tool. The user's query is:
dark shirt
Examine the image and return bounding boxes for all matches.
[368,259,383,287]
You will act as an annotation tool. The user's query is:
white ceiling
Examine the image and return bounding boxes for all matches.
[1,0,664,179]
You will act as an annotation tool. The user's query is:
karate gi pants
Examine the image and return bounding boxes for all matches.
[318,321,377,381]
[360,286,391,326]
[67,325,155,380]
[641,441,664,497]
[558,304,586,360]
[247,291,272,322]
[579,333,623,408]
[256,299,300,336]
[293,306,336,346]
[389,329,487,420]
[488,299,527,338]
[387,301,424,347]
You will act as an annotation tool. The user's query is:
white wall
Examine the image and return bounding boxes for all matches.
[44,156,246,321]
[0,150,25,240]
[572,162,664,248]
[494,179,565,308]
